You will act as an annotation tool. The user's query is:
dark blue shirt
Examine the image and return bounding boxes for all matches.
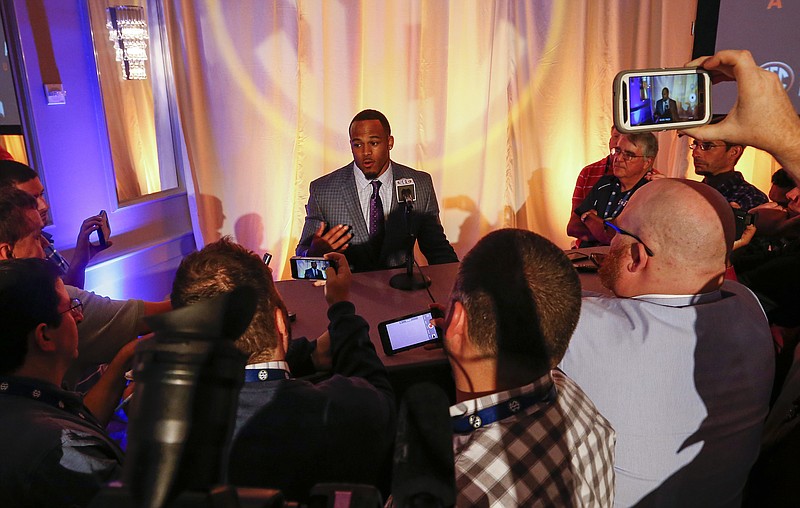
[703,171,768,211]
[0,376,123,507]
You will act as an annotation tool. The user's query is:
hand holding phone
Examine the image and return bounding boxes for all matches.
[322,252,350,305]
[291,256,331,280]
[88,210,111,249]
[680,50,800,161]
[423,303,447,350]
[733,209,759,240]
[613,67,712,133]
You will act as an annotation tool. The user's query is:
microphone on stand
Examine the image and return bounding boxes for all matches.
[396,179,417,207]
[390,179,431,290]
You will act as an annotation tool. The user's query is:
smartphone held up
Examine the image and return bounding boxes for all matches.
[90,210,111,248]
[613,67,712,134]
[290,256,331,280]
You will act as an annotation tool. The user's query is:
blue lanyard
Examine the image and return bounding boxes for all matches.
[0,378,98,425]
[451,386,556,434]
[602,185,633,220]
[244,368,290,383]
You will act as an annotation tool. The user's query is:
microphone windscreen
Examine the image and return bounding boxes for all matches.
[395,180,416,203]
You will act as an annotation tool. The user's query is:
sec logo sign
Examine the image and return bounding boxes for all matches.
[760,61,795,91]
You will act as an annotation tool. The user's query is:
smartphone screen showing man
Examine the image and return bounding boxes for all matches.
[614,68,711,133]
[290,257,330,280]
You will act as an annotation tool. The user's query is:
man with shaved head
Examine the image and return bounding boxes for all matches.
[445,229,615,506]
[560,178,774,506]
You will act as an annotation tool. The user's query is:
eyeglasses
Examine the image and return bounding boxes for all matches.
[689,142,725,151]
[603,221,655,257]
[589,252,606,268]
[610,147,649,162]
[60,298,83,319]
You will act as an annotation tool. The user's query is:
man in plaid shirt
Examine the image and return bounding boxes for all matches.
[0,160,112,289]
[442,229,615,507]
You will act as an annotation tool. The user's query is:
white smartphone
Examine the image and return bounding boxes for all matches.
[613,67,712,133]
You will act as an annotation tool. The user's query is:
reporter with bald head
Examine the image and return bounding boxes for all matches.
[560,178,774,507]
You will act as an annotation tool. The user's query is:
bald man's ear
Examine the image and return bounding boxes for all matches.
[0,243,12,260]
[627,242,650,273]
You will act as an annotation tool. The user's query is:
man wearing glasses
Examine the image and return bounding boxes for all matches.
[0,258,129,505]
[567,132,658,247]
[0,187,169,392]
[691,138,768,211]
[570,125,622,216]
[560,178,774,506]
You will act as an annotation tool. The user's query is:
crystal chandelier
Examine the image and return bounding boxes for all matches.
[106,5,149,80]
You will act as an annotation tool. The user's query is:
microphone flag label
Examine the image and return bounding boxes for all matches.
[395,178,417,203]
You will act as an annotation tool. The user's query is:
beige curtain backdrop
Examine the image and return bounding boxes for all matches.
[161,0,704,279]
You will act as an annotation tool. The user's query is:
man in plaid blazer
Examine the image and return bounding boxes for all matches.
[296,109,457,272]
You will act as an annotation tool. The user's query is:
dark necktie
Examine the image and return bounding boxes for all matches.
[369,180,385,245]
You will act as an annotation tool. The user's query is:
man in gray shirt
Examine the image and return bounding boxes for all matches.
[561,178,774,506]
[0,187,170,390]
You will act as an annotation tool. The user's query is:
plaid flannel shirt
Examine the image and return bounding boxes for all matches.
[42,232,70,275]
[703,171,768,211]
[451,369,615,507]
